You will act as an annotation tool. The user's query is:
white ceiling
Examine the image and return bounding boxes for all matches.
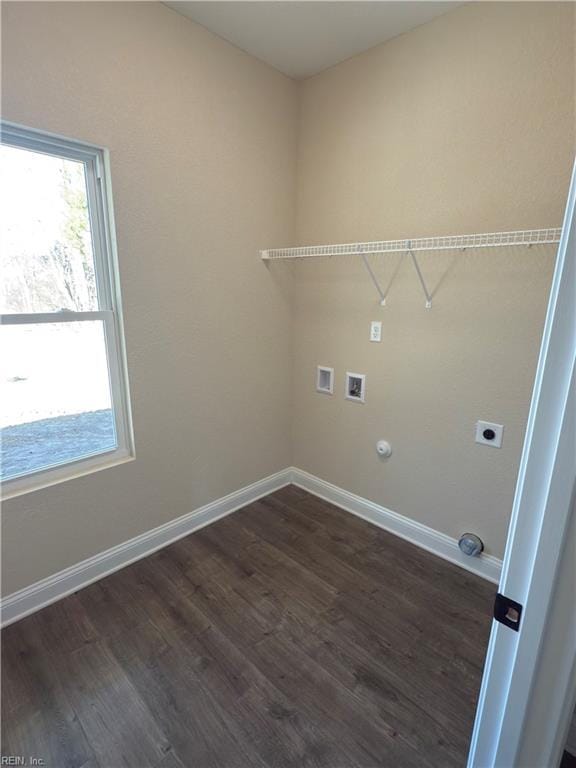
[164,2,460,80]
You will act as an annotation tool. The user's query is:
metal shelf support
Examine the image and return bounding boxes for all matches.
[260,228,562,309]
[359,249,388,306]
[408,244,433,309]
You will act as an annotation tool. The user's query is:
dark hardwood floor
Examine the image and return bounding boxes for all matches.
[1,486,494,767]
[562,752,576,768]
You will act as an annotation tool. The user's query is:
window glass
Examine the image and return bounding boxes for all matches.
[1,126,133,496]
[1,322,116,480]
[0,145,98,313]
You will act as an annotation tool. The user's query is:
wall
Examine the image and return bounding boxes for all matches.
[2,2,574,596]
[292,2,575,559]
[1,2,297,595]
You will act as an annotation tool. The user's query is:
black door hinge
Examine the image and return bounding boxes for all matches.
[494,593,523,632]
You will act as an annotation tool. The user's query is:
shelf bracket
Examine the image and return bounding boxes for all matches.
[360,250,387,306]
[407,243,433,309]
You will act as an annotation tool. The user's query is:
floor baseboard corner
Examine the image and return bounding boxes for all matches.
[1,465,501,627]
[289,467,502,584]
[1,467,292,627]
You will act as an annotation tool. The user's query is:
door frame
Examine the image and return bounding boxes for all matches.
[467,160,576,767]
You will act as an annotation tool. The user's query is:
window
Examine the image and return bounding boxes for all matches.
[1,123,134,497]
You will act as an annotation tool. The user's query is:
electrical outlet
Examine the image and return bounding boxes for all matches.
[370,321,382,342]
[475,420,504,448]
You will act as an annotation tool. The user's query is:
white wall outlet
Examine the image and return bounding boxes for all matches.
[345,372,366,403]
[475,420,504,448]
[316,366,334,394]
[370,321,382,342]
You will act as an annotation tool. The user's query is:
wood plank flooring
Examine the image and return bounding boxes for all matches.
[562,752,576,768]
[1,486,495,767]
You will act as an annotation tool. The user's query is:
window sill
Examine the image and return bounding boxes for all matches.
[1,449,135,501]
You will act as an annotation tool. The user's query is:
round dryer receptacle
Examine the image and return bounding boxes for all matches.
[458,533,484,557]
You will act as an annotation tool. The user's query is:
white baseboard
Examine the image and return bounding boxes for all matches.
[2,465,501,627]
[0,468,292,627]
[289,467,502,584]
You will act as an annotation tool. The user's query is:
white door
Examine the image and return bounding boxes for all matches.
[467,161,576,767]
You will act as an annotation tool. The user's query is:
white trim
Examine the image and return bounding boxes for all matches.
[0,469,292,627]
[1,466,502,627]
[345,371,366,403]
[316,365,334,395]
[0,450,134,502]
[0,121,105,164]
[0,121,134,499]
[1,311,112,324]
[290,467,502,583]
[99,145,135,464]
[467,160,576,767]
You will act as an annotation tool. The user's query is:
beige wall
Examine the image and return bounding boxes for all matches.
[1,1,297,595]
[2,2,574,595]
[292,2,575,558]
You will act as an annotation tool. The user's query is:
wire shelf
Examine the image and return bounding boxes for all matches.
[260,228,562,260]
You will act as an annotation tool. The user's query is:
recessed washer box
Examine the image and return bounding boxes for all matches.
[316,366,334,394]
[345,372,366,403]
[475,420,504,448]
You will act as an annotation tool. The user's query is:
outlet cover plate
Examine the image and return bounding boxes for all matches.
[370,321,382,342]
[345,372,366,403]
[316,366,334,394]
[475,420,504,448]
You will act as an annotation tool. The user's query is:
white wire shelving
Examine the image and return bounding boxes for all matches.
[260,228,562,308]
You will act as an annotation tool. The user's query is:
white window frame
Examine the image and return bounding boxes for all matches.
[1,122,134,499]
